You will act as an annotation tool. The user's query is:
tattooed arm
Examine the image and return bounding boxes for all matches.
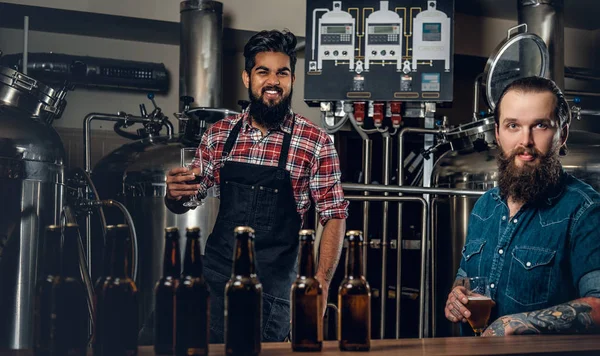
[315,218,346,313]
[482,297,600,336]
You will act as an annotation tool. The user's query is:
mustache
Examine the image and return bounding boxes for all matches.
[510,146,541,159]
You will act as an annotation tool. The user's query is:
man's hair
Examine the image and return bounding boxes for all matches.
[494,76,571,129]
[243,29,297,75]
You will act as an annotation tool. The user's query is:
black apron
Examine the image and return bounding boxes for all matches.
[203,117,302,343]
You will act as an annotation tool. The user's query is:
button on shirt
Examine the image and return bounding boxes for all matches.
[457,173,600,320]
[193,111,349,225]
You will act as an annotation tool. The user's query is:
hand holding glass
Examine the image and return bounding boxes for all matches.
[460,276,494,336]
[180,147,203,208]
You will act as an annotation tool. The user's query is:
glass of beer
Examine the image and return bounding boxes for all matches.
[463,276,493,336]
[180,147,203,208]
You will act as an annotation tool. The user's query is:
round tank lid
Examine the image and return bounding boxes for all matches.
[180,0,223,13]
[483,23,549,110]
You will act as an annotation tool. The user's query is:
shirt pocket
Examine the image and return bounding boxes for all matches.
[506,246,556,306]
[251,186,278,232]
[461,239,486,277]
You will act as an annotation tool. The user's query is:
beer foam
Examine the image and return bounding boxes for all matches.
[467,296,492,300]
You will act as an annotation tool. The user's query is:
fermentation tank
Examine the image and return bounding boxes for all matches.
[0,66,69,349]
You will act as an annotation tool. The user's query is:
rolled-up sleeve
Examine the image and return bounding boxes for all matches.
[309,134,349,226]
[571,202,600,290]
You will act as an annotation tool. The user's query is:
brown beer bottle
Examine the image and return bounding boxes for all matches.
[33,225,62,356]
[93,225,117,356]
[225,226,262,356]
[338,230,371,351]
[291,229,323,352]
[53,223,89,356]
[100,224,139,355]
[175,227,209,356]
[155,227,181,355]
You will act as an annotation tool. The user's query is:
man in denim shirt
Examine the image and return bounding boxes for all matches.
[444,77,600,336]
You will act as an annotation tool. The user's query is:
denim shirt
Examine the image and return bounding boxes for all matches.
[457,173,600,320]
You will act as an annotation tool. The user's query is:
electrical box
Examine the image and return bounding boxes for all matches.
[305,0,454,104]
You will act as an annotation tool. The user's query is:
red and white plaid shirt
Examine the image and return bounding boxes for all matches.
[193,110,348,226]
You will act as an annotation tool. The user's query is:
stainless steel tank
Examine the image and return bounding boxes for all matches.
[0,66,67,349]
[91,108,234,343]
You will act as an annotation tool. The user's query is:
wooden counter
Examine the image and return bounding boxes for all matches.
[3,335,600,355]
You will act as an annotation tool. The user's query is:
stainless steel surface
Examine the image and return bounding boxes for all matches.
[0,66,69,125]
[472,73,483,121]
[362,139,372,278]
[380,134,391,339]
[482,26,549,110]
[430,197,439,337]
[179,0,223,114]
[518,0,564,89]
[445,117,495,152]
[344,194,427,339]
[22,16,28,76]
[0,104,65,349]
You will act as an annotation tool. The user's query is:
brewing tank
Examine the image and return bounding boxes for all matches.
[431,129,600,337]
[0,67,66,349]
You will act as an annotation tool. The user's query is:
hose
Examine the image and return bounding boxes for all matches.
[321,111,349,134]
[348,112,370,141]
[100,199,139,283]
[74,167,107,240]
[113,120,142,140]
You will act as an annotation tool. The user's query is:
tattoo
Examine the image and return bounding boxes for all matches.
[525,301,594,333]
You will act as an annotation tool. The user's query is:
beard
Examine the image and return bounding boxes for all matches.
[248,83,293,130]
[496,145,563,205]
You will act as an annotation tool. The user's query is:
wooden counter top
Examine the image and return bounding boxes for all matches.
[2,335,599,355]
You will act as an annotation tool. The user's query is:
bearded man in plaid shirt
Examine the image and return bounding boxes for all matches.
[165,29,348,343]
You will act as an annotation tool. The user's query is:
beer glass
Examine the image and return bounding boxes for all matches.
[461,276,493,336]
[180,147,203,208]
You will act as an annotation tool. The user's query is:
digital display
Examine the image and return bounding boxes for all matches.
[423,23,441,41]
[372,26,395,34]
[326,26,347,34]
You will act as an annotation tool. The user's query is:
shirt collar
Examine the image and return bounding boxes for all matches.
[241,106,294,134]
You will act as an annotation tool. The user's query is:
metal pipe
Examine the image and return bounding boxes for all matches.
[430,197,439,337]
[22,16,28,75]
[180,0,223,114]
[380,133,391,338]
[518,0,564,89]
[343,183,485,197]
[362,139,372,277]
[473,73,483,121]
[580,109,600,117]
[345,194,428,338]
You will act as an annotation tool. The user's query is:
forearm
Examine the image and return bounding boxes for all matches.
[486,297,600,336]
[315,218,346,288]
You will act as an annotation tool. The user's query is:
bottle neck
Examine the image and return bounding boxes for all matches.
[345,240,363,278]
[163,238,181,277]
[44,230,62,276]
[62,227,81,278]
[233,236,256,277]
[183,237,203,277]
[110,234,130,278]
[298,239,316,277]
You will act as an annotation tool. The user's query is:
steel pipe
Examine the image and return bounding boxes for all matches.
[362,139,372,277]
[380,134,392,338]
[343,183,485,197]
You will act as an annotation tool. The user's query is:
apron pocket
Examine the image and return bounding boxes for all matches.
[262,292,291,342]
[220,181,253,226]
[204,267,230,340]
[252,186,278,232]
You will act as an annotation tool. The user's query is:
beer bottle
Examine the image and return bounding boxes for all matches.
[338,230,371,351]
[93,225,117,356]
[291,229,323,352]
[225,226,262,356]
[100,224,139,355]
[155,227,181,355]
[33,225,62,355]
[175,227,209,356]
[53,223,88,356]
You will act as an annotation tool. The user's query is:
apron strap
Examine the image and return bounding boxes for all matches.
[278,116,295,170]
[222,118,244,158]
